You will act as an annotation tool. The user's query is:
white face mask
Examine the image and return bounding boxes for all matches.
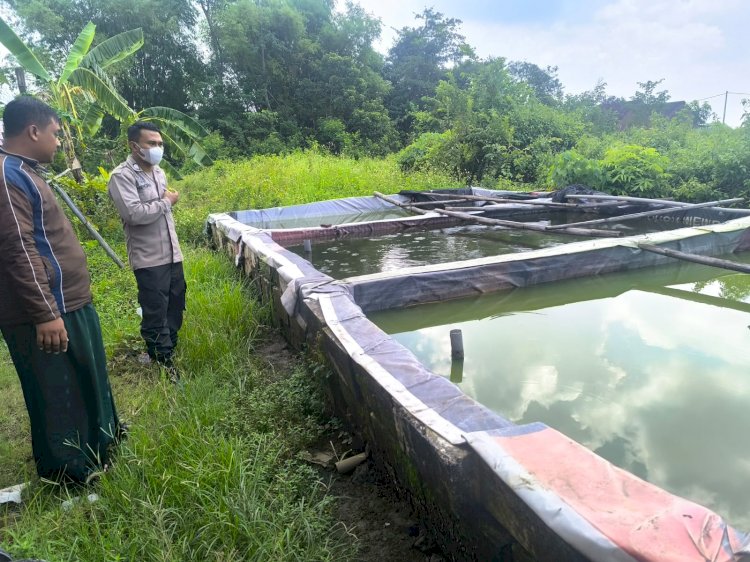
[135,144,164,166]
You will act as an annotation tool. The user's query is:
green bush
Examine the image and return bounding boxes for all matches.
[316,118,351,155]
[601,144,669,197]
[55,169,124,243]
[396,132,450,172]
[548,149,606,189]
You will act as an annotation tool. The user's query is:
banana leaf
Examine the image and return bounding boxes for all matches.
[81,104,106,137]
[0,17,51,82]
[83,28,143,69]
[68,67,134,122]
[59,22,96,84]
[139,106,209,139]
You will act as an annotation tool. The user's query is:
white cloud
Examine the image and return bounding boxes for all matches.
[344,0,750,125]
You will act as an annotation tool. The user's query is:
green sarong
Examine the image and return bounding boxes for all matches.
[1,304,120,482]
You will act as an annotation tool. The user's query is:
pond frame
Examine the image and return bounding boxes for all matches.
[207,188,750,561]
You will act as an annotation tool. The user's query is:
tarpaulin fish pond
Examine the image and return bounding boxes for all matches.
[207,188,750,561]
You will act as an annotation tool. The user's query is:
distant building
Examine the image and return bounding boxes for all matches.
[600,99,688,129]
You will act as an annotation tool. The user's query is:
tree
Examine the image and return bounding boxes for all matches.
[7,0,206,113]
[207,0,395,155]
[508,61,563,106]
[0,18,139,172]
[632,79,670,105]
[0,18,211,173]
[384,8,475,136]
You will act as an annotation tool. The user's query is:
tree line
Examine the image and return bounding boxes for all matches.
[3,0,750,201]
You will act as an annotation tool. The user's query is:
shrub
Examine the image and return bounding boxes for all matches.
[396,132,452,173]
[601,144,669,197]
[548,150,606,190]
[55,169,124,242]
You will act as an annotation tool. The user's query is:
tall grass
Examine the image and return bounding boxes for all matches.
[1,232,354,560]
[174,150,460,244]
[1,152,438,560]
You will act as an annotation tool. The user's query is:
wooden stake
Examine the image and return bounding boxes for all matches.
[637,243,750,274]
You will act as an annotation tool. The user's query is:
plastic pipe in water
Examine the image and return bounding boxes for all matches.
[450,357,464,383]
[450,329,464,359]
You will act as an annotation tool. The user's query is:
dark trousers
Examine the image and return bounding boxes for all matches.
[1,304,120,482]
[133,261,186,365]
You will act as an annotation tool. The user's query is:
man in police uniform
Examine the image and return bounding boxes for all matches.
[108,122,185,380]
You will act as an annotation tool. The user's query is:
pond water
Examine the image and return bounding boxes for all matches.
[287,217,672,279]
[230,209,410,230]
[369,258,750,530]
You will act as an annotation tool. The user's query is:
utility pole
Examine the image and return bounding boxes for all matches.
[14,68,26,94]
[722,90,728,124]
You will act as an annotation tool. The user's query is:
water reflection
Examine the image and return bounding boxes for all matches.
[288,219,679,279]
[288,224,585,278]
[370,259,750,530]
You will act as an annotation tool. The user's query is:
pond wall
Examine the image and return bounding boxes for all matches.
[206,192,750,562]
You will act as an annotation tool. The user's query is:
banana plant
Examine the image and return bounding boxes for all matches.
[0,18,211,174]
[0,18,141,174]
[128,106,212,173]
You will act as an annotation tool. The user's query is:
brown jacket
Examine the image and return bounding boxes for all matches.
[0,151,91,327]
[107,156,182,271]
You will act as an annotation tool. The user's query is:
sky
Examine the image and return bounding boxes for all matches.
[342,0,750,126]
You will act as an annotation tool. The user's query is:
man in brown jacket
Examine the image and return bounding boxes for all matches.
[0,96,120,482]
[108,122,185,380]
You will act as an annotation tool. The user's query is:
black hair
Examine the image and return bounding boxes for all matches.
[127,121,161,142]
[3,96,60,138]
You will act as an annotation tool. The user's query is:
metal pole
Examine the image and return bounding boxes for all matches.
[723,90,728,124]
[49,170,125,268]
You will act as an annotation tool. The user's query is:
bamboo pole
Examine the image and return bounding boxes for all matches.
[411,191,578,208]
[407,198,472,207]
[637,243,750,274]
[446,202,625,212]
[373,192,621,238]
[545,198,744,230]
[374,192,431,215]
[563,194,686,206]
[50,171,125,268]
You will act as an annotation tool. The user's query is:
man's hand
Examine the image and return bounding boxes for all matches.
[35,317,68,354]
[163,190,179,205]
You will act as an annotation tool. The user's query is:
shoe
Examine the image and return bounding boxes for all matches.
[116,421,130,443]
[136,352,152,365]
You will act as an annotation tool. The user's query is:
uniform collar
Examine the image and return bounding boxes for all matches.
[126,154,144,172]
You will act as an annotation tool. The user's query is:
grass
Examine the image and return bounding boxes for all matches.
[174,150,461,244]
[0,152,458,560]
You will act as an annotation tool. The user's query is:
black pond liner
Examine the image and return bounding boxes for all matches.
[207,188,750,561]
